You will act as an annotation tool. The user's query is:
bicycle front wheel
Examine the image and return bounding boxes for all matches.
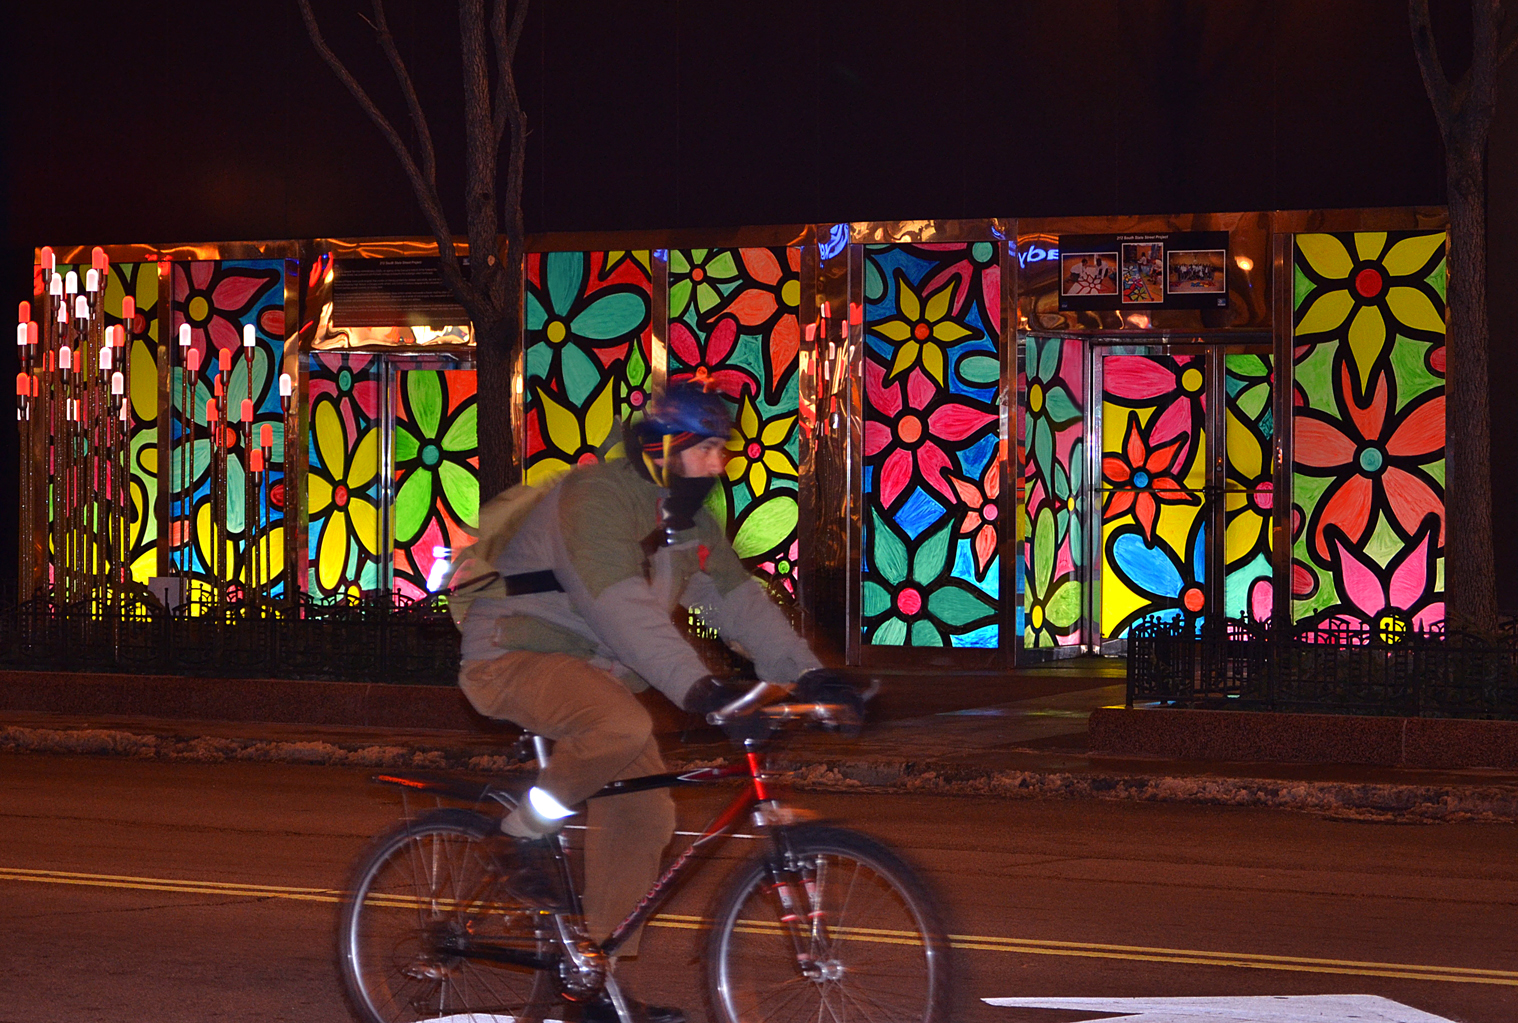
[706,824,952,1023]
[337,808,555,1023]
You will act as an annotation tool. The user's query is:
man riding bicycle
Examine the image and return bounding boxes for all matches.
[456,381,842,1023]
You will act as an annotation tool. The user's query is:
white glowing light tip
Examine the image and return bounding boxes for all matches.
[242,323,255,347]
[111,371,124,396]
[179,323,192,347]
[65,271,78,295]
[85,269,100,293]
[75,296,90,320]
[278,373,292,397]
[49,274,63,296]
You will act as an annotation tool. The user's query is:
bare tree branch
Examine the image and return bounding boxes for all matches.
[368,0,440,197]
[1409,0,1455,138]
[297,0,481,315]
[491,0,530,153]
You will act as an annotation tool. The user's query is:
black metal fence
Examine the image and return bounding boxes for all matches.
[1127,617,1518,719]
[0,593,462,686]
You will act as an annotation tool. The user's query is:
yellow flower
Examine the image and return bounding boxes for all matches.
[526,375,623,486]
[307,398,379,593]
[1294,232,1446,392]
[870,272,975,386]
[724,394,796,495]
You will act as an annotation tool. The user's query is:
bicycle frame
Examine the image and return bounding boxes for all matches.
[376,742,780,965]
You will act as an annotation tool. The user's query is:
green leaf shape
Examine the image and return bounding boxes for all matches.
[1035,336,1061,381]
[438,460,479,528]
[1042,384,1080,427]
[442,402,477,453]
[704,251,739,280]
[912,521,953,586]
[571,290,647,341]
[865,258,886,302]
[406,371,443,439]
[872,616,907,645]
[668,279,693,319]
[733,495,797,559]
[957,353,1000,386]
[910,620,943,645]
[862,580,891,617]
[669,250,691,274]
[394,423,420,463]
[1045,579,1081,628]
[1033,505,1056,593]
[703,483,727,529]
[545,252,585,317]
[393,469,433,545]
[871,510,908,586]
[927,585,996,627]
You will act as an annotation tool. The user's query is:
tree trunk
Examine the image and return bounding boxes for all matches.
[1443,146,1498,633]
[474,313,517,500]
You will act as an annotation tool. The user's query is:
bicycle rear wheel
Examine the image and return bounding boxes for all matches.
[338,808,556,1023]
[706,824,952,1023]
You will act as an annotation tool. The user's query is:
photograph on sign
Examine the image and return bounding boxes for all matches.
[1060,250,1118,297]
[1167,248,1226,294]
[1120,241,1166,303]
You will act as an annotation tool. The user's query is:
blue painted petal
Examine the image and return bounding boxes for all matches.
[1190,525,1206,584]
[1112,532,1184,599]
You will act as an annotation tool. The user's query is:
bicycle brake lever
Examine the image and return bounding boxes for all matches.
[706,680,793,726]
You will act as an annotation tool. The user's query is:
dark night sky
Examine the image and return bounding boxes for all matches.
[2,1,1515,602]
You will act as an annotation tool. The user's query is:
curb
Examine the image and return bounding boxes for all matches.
[5,723,1516,823]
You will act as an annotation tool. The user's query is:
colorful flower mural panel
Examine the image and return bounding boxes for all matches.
[862,244,1002,648]
[1292,231,1446,632]
[1224,354,1273,621]
[1021,336,1085,649]
[98,262,162,584]
[523,250,651,484]
[393,369,479,600]
[307,354,382,596]
[669,247,804,596]
[1099,354,1207,640]
[168,259,286,594]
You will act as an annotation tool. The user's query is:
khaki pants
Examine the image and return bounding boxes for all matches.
[461,651,676,956]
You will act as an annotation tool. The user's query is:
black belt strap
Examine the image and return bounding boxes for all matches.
[503,569,563,596]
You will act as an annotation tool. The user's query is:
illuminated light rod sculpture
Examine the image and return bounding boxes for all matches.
[17,247,133,606]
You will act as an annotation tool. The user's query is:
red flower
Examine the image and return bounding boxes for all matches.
[1294,361,1444,563]
[1102,412,1199,543]
[705,247,801,398]
[865,361,996,510]
[946,458,1001,580]
[667,316,759,399]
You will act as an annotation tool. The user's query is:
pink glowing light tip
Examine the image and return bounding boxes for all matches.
[91,247,108,272]
[26,322,37,346]
[18,301,29,323]
[186,348,201,373]
[240,398,253,422]
[249,449,264,473]
[218,348,233,373]
[122,296,135,322]
[206,399,218,422]
[259,423,273,448]
[39,247,55,272]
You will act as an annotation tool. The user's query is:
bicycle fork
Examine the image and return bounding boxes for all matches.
[764,837,834,979]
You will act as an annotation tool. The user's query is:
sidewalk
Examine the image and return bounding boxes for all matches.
[3,662,1516,822]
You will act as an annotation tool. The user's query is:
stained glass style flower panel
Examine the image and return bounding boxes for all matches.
[1225,354,1273,622]
[1100,354,1208,639]
[1021,337,1085,649]
[168,259,287,594]
[669,247,803,595]
[1291,231,1446,634]
[861,243,1002,648]
[307,354,382,597]
[523,250,651,486]
[393,368,478,600]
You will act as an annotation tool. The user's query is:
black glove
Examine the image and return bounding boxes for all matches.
[794,668,866,735]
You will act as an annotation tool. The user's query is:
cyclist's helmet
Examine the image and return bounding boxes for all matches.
[636,381,733,457]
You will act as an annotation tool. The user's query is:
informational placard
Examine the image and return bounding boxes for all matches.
[331,257,471,326]
[1058,231,1229,311]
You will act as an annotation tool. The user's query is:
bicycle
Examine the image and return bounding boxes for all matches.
[335,686,953,1023]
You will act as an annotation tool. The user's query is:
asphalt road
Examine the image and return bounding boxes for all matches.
[2,752,1515,1023]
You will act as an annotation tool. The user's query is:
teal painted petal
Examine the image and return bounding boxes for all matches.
[927,585,996,627]
[733,495,798,559]
[1070,514,1084,569]
[546,251,585,317]
[1036,337,1061,381]
[560,344,602,406]
[226,457,246,532]
[1053,460,1070,502]
[862,580,891,617]
[865,258,886,302]
[526,289,549,331]
[1070,439,1084,490]
[1043,385,1080,426]
[1032,417,1054,486]
[871,510,908,586]
[909,620,943,646]
[872,616,908,645]
[912,520,953,586]
[526,342,551,382]
[572,291,647,340]
[958,353,1000,386]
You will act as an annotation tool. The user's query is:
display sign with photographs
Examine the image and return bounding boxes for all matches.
[1058,232,1229,310]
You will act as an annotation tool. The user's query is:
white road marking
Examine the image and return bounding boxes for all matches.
[984,994,1455,1021]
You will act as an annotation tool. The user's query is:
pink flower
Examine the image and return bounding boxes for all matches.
[667,316,758,399]
[1320,514,1443,636]
[865,361,997,510]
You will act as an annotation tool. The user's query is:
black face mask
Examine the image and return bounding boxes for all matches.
[662,473,716,531]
